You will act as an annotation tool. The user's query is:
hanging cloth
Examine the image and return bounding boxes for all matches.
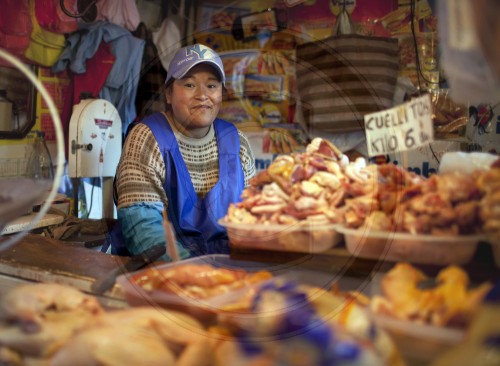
[133,22,167,119]
[96,0,141,32]
[24,0,66,67]
[152,17,181,72]
[0,0,32,65]
[58,41,116,158]
[35,0,78,34]
[52,21,145,134]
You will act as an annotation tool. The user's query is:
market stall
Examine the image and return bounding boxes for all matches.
[0,0,499,365]
[0,136,499,365]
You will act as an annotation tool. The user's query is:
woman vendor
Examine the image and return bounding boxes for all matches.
[112,44,256,261]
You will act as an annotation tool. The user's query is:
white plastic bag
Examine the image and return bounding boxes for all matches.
[439,151,498,174]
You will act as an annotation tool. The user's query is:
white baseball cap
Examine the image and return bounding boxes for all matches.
[165,44,225,86]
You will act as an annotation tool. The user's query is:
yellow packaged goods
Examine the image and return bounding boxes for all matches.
[242,74,287,101]
[220,49,294,77]
[226,77,288,102]
[263,128,306,154]
[220,49,295,100]
[430,89,468,137]
[219,98,291,124]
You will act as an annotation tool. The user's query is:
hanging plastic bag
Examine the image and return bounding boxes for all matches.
[24,0,66,67]
[437,0,500,104]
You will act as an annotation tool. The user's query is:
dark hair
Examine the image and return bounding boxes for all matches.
[164,81,173,112]
[165,76,174,89]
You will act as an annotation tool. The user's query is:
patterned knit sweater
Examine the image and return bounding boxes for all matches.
[115,114,256,210]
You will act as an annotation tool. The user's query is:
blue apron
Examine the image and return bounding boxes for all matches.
[144,113,245,256]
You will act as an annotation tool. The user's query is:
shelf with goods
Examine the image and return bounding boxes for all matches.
[192,0,492,175]
[193,1,311,170]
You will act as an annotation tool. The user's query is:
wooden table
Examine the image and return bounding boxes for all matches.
[1,213,65,234]
[0,234,130,308]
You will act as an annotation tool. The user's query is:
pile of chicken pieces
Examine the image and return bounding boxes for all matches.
[129,263,272,300]
[0,281,404,366]
[370,263,492,327]
[0,283,214,366]
[225,137,497,237]
[477,158,500,244]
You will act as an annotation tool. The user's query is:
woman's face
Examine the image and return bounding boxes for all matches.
[166,63,223,138]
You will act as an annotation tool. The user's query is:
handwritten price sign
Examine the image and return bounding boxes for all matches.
[365,94,434,157]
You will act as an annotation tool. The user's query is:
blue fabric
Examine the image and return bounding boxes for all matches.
[52,21,145,134]
[144,113,245,257]
[115,202,190,261]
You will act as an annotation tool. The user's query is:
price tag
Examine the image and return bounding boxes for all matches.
[365,94,434,157]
